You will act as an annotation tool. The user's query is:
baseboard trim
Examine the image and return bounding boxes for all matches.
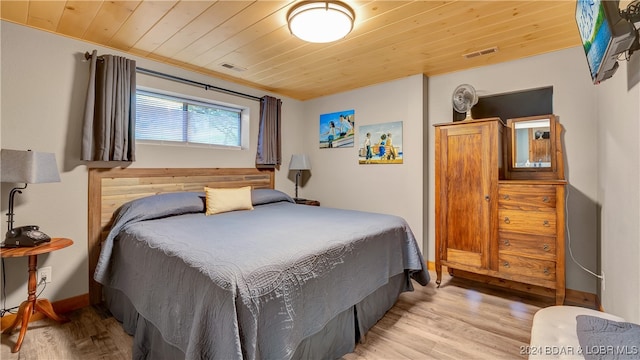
[426,261,600,309]
[1,293,89,331]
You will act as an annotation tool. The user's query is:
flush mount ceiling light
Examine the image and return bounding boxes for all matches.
[287,1,355,43]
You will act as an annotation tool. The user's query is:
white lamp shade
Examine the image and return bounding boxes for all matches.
[289,154,311,171]
[1,149,61,183]
[287,1,355,43]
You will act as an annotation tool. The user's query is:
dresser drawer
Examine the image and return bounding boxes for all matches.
[498,254,556,282]
[498,184,556,210]
[498,232,556,259]
[498,209,556,236]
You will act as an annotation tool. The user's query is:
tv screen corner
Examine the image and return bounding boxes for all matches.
[575,0,637,84]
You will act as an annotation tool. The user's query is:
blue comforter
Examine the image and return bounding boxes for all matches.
[94,190,429,359]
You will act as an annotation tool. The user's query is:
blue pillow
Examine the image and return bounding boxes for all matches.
[251,189,294,206]
[115,191,205,222]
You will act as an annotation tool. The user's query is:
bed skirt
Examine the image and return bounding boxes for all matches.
[104,272,407,360]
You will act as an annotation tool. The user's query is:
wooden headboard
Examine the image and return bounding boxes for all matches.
[87,167,274,304]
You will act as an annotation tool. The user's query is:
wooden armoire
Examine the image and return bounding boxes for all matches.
[434,116,566,305]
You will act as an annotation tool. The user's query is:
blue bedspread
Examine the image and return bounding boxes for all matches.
[94,191,429,359]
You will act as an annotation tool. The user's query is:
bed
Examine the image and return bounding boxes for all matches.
[88,167,429,359]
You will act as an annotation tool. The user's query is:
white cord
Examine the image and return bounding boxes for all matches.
[565,189,604,279]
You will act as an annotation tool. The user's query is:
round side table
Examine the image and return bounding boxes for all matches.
[1,237,73,353]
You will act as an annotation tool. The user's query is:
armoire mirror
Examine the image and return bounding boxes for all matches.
[505,114,564,180]
[513,118,551,168]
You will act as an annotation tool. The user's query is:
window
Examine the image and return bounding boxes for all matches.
[136,90,242,147]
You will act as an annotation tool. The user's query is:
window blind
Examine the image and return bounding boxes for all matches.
[136,90,242,147]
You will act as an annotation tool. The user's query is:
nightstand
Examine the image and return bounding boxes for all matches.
[1,237,73,353]
[294,198,320,206]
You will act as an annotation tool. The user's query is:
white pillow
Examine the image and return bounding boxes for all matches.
[204,186,254,215]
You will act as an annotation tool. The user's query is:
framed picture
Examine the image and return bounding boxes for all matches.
[319,109,355,148]
[358,121,403,164]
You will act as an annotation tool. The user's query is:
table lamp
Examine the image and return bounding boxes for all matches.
[289,154,311,200]
[1,149,61,238]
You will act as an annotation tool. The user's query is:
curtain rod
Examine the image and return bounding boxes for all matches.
[84,51,262,102]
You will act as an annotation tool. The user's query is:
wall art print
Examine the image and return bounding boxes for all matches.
[319,109,355,148]
[358,121,403,164]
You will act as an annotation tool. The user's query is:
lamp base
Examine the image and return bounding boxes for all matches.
[294,170,301,199]
[6,184,27,232]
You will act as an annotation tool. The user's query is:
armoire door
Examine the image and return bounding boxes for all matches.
[435,119,501,275]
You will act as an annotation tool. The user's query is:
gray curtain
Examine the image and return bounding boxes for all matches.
[255,95,282,168]
[81,49,136,161]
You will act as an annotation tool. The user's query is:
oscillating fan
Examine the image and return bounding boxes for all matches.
[452,84,478,121]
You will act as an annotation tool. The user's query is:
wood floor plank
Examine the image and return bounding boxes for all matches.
[1,271,562,359]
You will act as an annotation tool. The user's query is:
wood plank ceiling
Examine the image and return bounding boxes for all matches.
[0,1,582,100]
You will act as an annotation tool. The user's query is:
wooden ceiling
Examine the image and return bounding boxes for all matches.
[0,1,582,100]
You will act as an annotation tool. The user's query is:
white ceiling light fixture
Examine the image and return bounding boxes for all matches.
[287,1,355,43]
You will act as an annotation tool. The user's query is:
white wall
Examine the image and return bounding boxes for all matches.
[299,75,428,251]
[0,21,305,309]
[428,47,601,294]
[596,57,640,323]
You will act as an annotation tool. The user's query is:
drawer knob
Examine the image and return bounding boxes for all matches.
[543,267,550,275]
[543,196,550,203]
[503,239,511,246]
[485,195,490,202]
[543,244,550,251]
[503,194,510,200]
[503,261,510,268]
[504,217,510,224]
[543,220,550,227]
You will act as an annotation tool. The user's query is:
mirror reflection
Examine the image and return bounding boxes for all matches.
[513,119,551,168]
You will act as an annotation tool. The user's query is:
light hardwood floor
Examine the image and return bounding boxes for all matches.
[2,271,556,359]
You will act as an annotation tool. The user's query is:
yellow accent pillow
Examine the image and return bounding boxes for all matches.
[205,186,254,215]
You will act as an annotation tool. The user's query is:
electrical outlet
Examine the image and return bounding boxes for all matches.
[601,271,605,292]
[37,266,52,284]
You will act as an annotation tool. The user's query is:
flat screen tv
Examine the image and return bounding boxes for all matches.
[576,0,637,84]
